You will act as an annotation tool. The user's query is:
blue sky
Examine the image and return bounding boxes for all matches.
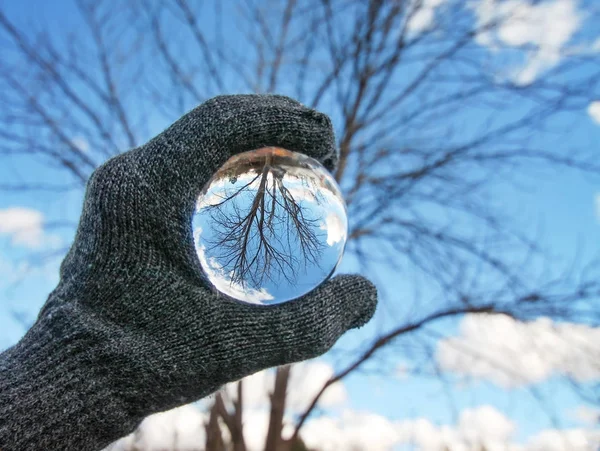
[1,0,599,450]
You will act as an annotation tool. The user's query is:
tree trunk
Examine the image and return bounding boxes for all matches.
[205,401,226,451]
[233,381,246,451]
[215,388,247,451]
[264,365,292,451]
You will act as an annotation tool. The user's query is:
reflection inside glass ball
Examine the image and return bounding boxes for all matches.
[193,147,347,304]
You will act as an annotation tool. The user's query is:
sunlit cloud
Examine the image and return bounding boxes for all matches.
[104,405,207,451]
[570,405,600,426]
[525,428,600,451]
[103,386,600,451]
[303,410,401,451]
[473,0,583,85]
[319,212,347,246]
[437,314,600,387]
[193,227,274,304]
[108,405,600,451]
[0,207,49,248]
[71,136,89,153]
[588,102,600,125]
[406,0,447,34]
[303,405,600,451]
[395,405,516,451]
[286,361,347,412]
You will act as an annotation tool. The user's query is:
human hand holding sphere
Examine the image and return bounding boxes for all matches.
[0,94,377,451]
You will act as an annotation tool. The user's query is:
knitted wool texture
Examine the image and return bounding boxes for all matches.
[0,95,377,451]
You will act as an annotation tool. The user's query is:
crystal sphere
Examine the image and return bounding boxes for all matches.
[193,147,347,304]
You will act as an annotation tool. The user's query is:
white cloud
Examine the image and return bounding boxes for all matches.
[589,102,600,125]
[195,191,225,211]
[223,368,273,410]
[282,171,344,207]
[570,405,600,426]
[71,136,89,153]
[524,428,600,451]
[104,404,207,451]
[437,314,600,387]
[396,405,517,451]
[194,226,274,304]
[303,410,400,451]
[241,410,272,451]
[0,207,45,248]
[407,0,447,34]
[473,0,582,84]
[319,212,347,246]
[303,406,600,451]
[103,396,600,451]
[286,361,347,412]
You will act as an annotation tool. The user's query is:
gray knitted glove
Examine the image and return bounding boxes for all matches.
[0,95,377,451]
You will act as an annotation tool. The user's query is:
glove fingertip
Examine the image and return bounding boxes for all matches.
[204,274,377,372]
[316,274,378,330]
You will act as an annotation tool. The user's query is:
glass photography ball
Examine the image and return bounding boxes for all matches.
[192,147,348,305]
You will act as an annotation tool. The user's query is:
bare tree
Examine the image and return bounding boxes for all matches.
[1,0,599,450]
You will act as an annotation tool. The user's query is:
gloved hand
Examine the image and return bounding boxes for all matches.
[0,94,377,451]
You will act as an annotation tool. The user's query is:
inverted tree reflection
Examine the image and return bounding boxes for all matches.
[199,149,329,290]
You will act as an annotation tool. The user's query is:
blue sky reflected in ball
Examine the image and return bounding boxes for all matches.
[193,147,347,304]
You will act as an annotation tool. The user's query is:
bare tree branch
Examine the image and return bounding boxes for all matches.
[290,304,502,442]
